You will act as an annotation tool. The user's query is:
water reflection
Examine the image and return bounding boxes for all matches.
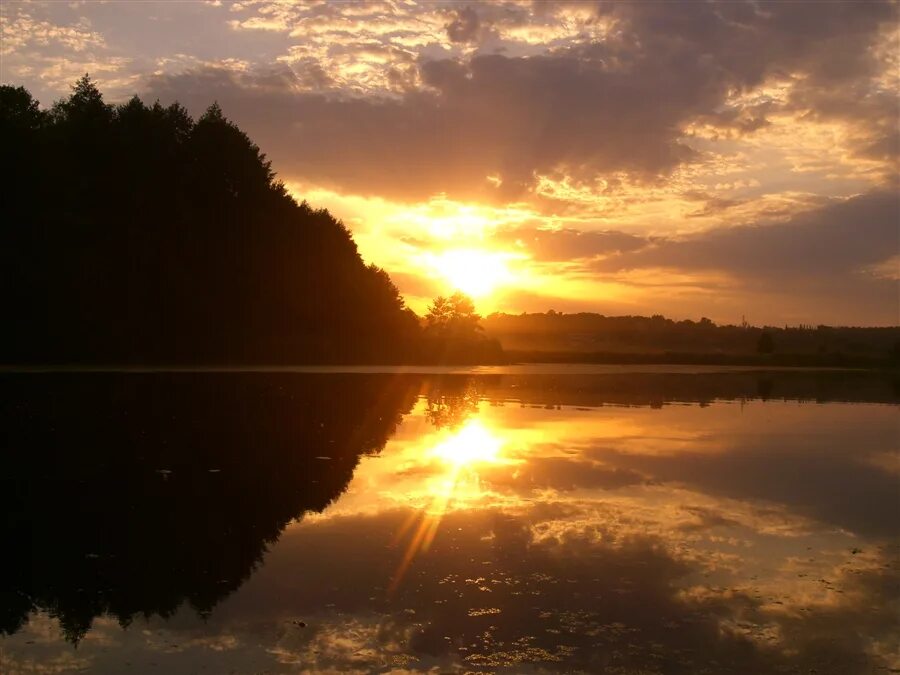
[0,373,418,641]
[391,419,520,592]
[1,370,898,673]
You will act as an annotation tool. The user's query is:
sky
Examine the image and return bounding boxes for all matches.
[1,0,898,325]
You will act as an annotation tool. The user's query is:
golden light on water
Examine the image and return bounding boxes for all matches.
[428,420,505,467]
[390,419,516,591]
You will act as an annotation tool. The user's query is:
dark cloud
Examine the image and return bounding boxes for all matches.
[597,189,898,282]
[494,226,646,262]
[483,456,646,492]
[137,2,895,204]
[141,52,699,203]
[676,505,742,532]
[463,189,897,321]
[567,189,898,323]
[682,191,747,219]
[601,0,894,91]
[604,1,898,168]
[286,59,332,91]
[445,6,481,44]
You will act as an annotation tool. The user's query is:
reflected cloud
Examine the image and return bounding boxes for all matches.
[2,371,897,673]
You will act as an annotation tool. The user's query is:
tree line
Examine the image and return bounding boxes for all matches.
[0,76,499,364]
[483,311,900,366]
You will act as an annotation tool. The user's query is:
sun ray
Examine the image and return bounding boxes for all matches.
[388,419,518,592]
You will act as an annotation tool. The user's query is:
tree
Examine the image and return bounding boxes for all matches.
[0,85,43,130]
[50,74,112,127]
[425,291,482,338]
[0,77,424,365]
[757,331,775,354]
[422,292,502,363]
[0,85,46,221]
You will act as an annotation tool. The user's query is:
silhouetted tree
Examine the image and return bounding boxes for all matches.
[0,78,423,364]
[426,292,481,336]
[0,86,46,220]
[423,292,502,363]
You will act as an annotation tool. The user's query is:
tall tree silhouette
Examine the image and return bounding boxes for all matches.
[0,77,421,364]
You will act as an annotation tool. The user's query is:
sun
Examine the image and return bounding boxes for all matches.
[423,248,519,298]
[428,420,505,468]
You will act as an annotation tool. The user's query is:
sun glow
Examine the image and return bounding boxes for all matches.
[423,248,521,298]
[429,420,506,467]
[390,419,515,591]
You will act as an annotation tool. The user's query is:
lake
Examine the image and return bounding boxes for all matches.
[1,368,898,674]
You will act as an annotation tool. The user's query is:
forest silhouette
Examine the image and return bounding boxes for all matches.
[1,76,491,364]
[0,372,419,641]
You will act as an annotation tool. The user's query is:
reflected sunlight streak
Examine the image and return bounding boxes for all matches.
[389,420,515,592]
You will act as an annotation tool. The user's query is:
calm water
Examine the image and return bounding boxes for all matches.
[2,369,898,674]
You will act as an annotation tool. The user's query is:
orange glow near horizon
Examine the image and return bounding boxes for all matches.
[283,184,659,318]
[421,248,524,299]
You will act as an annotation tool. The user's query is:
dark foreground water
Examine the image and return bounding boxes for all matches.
[1,368,898,674]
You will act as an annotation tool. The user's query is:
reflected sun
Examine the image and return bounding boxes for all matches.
[429,420,505,467]
[390,419,517,592]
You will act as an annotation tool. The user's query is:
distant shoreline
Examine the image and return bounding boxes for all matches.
[1,361,896,374]
[504,350,900,370]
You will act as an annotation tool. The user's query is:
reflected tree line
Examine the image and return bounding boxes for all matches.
[0,373,418,642]
[1,370,896,643]
[420,369,900,411]
[0,77,499,365]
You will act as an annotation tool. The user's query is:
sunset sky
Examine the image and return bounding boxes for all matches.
[2,0,897,325]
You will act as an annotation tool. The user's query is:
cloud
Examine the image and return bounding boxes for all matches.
[576,189,897,323]
[584,402,900,538]
[597,189,898,282]
[445,6,481,44]
[476,189,898,322]
[141,50,700,203]
[494,226,646,262]
[135,0,896,205]
[0,10,106,56]
[484,456,647,492]
[4,0,897,323]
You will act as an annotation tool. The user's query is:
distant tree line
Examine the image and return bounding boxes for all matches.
[484,312,900,366]
[0,76,499,364]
